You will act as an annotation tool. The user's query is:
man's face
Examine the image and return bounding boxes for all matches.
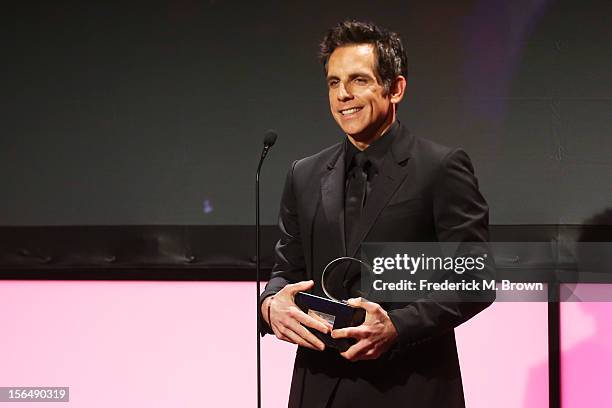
[326,44,394,143]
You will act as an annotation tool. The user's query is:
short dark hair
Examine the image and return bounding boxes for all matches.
[319,20,407,94]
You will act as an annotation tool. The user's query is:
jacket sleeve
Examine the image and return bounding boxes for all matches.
[259,160,308,335]
[387,149,495,348]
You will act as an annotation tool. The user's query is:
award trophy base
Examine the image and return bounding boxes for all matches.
[295,291,366,352]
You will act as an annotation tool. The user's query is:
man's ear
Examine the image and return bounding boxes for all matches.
[389,75,407,104]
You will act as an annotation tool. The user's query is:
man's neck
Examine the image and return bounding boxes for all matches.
[346,112,396,151]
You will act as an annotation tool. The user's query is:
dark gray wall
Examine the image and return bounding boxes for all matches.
[2,0,611,225]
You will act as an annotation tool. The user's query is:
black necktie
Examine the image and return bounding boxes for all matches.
[345,152,369,243]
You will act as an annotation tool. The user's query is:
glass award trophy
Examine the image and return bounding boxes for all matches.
[294,257,371,352]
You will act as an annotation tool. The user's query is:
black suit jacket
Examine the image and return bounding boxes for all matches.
[261,123,493,408]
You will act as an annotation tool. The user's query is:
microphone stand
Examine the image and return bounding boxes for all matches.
[256,132,276,408]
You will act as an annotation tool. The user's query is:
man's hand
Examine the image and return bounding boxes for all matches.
[331,297,398,361]
[262,280,331,351]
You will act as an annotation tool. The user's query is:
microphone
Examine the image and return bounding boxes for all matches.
[260,129,278,162]
[263,130,278,147]
[256,129,277,408]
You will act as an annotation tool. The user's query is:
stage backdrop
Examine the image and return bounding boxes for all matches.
[2,1,612,407]
[3,0,611,226]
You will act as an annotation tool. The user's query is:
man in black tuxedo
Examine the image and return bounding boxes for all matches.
[260,20,493,407]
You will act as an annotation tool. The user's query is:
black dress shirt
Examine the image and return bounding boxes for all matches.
[339,121,400,297]
[344,120,399,219]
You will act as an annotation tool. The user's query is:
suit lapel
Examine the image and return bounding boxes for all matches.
[320,144,347,255]
[347,126,414,257]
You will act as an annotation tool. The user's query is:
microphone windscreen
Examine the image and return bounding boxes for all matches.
[263,130,278,147]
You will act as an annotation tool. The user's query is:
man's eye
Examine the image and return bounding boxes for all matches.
[354,78,368,85]
[328,80,339,88]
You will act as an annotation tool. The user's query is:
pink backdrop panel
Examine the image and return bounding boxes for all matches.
[560,284,612,407]
[457,302,549,408]
[0,281,548,407]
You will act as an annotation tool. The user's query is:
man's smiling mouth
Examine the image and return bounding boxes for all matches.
[340,107,363,116]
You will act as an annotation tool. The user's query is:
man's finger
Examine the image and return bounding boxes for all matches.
[284,320,325,350]
[340,339,371,361]
[295,324,326,351]
[273,319,323,351]
[292,308,331,334]
[308,311,334,331]
[347,297,378,312]
[281,326,322,351]
[285,280,315,294]
[331,326,363,340]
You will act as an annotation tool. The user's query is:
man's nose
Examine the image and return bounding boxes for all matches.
[336,81,353,101]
